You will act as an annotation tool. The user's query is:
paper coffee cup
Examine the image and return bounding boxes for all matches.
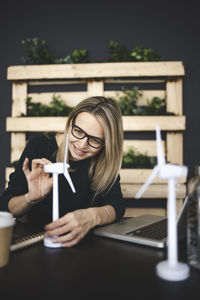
[0,212,15,268]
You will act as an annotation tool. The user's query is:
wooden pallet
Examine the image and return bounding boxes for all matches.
[6,62,186,217]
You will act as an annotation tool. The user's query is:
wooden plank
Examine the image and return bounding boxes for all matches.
[44,136,166,158]
[6,167,14,179]
[124,207,166,217]
[7,62,185,80]
[6,117,67,132]
[12,82,28,117]
[121,183,186,198]
[105,79,166,84]
[120,169,186,184]
[11,133,26,162]
[166,79,183,115]
[123,140,166,156]
[87,80,104,96]
[28,92,87,107]
[28,90,166,107]
[5,167,14,188]
[6,116,186,132]
[112,90,166,106]
[175,199,184,215]
[28,90,166,106]
[28,80,87,85]
[28,79,165,85]
[165,198,184,216]
[166,132,183,164]
[15,133,163,156]
[124,199,183,217]
[123,116,186,131]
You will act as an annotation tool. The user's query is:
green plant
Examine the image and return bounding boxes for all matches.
[55,49,89,64]
[71,49,88,63]
[21,38,56,64]
[122,147,156,168]
[21,95,73,116]
[135,97,173,116]
[130,45,162,62]
[54,55,73,64]
[108,40,131,62]
[108,40,162,62]
[145,97,166,115]
[116,86,171,116]
[21,38,89,65]
[20,38,163,64]
[116,86,142,115]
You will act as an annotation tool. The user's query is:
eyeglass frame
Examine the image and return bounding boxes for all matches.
[71,120,105,149]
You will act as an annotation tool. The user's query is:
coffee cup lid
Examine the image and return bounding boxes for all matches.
[0,211,15,227]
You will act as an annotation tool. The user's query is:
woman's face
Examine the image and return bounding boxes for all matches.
[68,112,104,161]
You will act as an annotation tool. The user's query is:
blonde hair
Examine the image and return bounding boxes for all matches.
[57,96,124,198]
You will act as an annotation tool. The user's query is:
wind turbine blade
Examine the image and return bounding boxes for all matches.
[63,134,69,167]
[156,125,165,166]
[64,170,76,193]
[135,165,159,199]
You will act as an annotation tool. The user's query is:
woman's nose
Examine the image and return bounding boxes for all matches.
[78,137,88,148]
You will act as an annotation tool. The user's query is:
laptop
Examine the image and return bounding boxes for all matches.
[93,196,189,248]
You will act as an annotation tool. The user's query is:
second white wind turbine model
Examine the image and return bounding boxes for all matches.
[135,126,190,281]
[44,134,76,248]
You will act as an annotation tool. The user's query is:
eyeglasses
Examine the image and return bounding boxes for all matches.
[71,122,104,149]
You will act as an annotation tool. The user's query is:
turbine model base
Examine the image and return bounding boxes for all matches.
[156,261,190,281]
[44,236,62,248]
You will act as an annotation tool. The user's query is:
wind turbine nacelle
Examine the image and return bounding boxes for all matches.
[44,162,70,174]
[160,164,188,179]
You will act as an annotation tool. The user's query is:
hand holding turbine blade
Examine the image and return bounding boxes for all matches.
[43,133,76,248]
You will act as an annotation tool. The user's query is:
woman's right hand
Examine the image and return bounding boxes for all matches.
[23,157,53,204]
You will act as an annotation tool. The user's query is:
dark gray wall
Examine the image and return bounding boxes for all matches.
[0,0,199,195]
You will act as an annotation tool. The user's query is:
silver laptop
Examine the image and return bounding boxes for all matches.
[93,196,188,248]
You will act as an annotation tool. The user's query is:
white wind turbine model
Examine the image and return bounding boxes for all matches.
[135,126,190,281]
[43,134,76,248]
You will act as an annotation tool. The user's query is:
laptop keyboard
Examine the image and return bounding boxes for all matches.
[126,218,167,241]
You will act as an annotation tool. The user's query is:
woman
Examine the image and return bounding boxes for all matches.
[0,96,125,247]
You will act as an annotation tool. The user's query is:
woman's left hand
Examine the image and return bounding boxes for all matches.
[44,208,97,247]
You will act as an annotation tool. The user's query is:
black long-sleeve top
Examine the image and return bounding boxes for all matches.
[0,133,125,226]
